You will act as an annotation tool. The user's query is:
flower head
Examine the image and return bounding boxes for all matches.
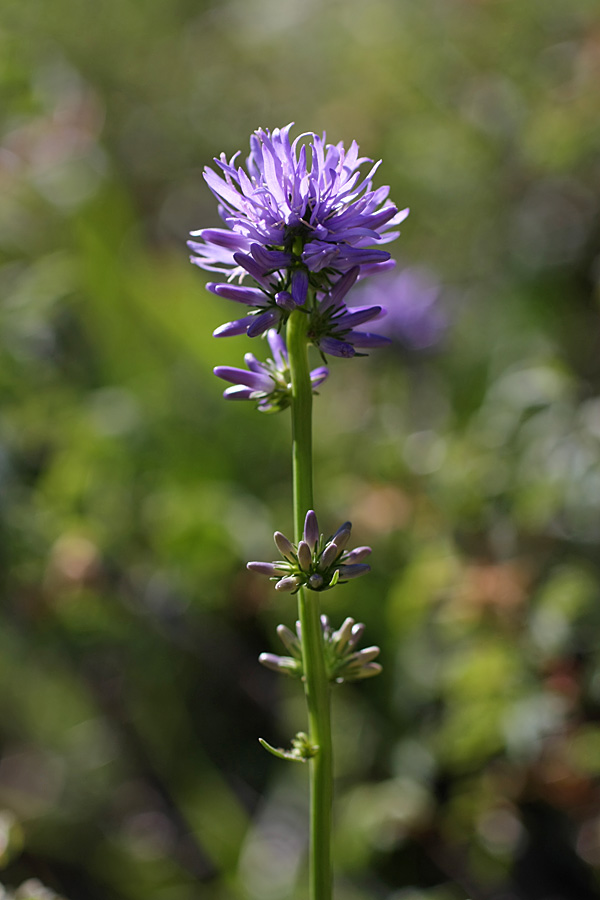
[259,615,382,684]
[247,509,371,593]
[213,330,329,412]
[189,124,408,346]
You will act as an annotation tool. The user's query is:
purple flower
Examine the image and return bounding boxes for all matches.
[213,330,329,412]
[189,124,407,344]
[350,267,447,350]
[247,509,372,593]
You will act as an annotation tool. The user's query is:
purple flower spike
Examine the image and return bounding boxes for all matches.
[303,510,320,550]
[190,125,405,350]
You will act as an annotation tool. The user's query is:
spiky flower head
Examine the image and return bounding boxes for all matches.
[247,509,371,593]
[259,615,382,684]
[213,330,328,413]
[189,124,408,350]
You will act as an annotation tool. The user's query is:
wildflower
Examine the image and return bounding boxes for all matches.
[350,267,447,349]
[189,124,408,345]
[259,615,382,683]
[213,330,329,412]
[247,509,371,593]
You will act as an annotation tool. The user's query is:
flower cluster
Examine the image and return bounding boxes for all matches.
[259,615,382,684]
[247,509,371,593]
[213,330,328,412]
[189,124,407,356]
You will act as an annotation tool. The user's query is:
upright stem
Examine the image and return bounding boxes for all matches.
[287,309,333,900]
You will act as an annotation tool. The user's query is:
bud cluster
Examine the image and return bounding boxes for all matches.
[247,509,371,593]
[259,615,382,684]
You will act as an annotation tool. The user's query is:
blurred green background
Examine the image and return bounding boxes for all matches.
[2,0,600,898]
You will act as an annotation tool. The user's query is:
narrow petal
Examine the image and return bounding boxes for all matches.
[267,330,288,368]
[318,337,355,358]
[309,365,329,388]
[223,385,255,400]
[247,310,279,337]
[207,282,267,306]
[347,331,391,348]
[291,269,309,306]
[213,315,256,337]
[213,366,274,392]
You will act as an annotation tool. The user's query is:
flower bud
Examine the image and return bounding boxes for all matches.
[247,561,277,576]
[275,575,301,592]
[297,540,312,571]
[274,531,295,559]
[320,542,340,569]
[303,510,320,551]
[331,521,352,551]
[336,563,370,580]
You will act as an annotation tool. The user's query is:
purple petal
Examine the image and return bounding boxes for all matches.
[247,310,280,337]
[309,366,329,388]
[275,291,296,312]
[318,337,356,358]
[207,282,267,306]
[250,243,293,270]
[334,306,384,329]
[291,269,309,306]
[267,330,288,368]
[326,268,360,309]
[223,385,255,400]
[213,366,274,392]
[347,331,391,348]
[213,315,256,337]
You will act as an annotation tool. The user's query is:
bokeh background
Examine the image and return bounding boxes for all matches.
[2,0,600,898]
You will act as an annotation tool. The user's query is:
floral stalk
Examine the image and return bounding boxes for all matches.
[190,123,405,900]
[287,307,333,900]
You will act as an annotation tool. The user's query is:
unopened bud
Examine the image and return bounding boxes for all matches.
[297,540,312,571]
[274,531,295,559]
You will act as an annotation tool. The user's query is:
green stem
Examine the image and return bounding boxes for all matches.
[286,309,333,900]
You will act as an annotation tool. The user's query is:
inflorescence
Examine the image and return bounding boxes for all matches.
[189,124,408,357]
[259,615,382,684]
[247,509,371,593]
[213,329,328,413]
